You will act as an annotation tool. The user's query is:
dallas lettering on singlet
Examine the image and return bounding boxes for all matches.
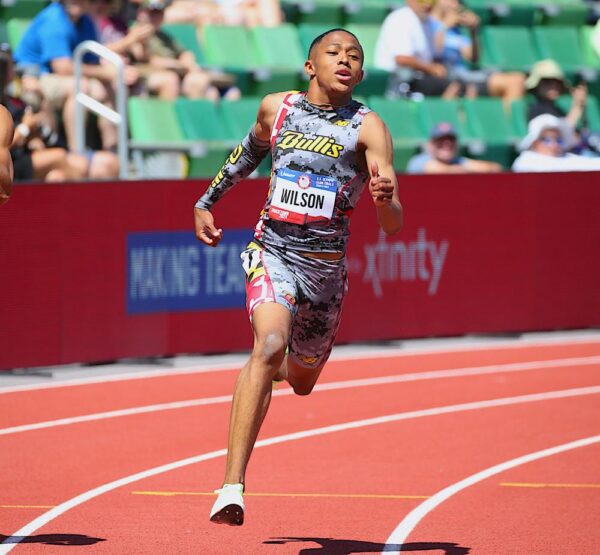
[268,168,337,225]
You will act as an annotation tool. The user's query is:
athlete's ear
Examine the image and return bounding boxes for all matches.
[357,68,364,84]
[304,59,316,79]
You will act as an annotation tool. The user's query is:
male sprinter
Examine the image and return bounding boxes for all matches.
[194,28,403,525]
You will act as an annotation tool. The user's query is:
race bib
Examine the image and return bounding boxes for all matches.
[268,168,337,225]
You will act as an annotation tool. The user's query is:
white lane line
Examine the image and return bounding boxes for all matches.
[2,336,599,394]
[1,385,599,553]
[2,356,599,436]
[384,435,600,554]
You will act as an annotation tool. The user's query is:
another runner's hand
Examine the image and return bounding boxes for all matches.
[194,207,223,247]
[368,161,393,207]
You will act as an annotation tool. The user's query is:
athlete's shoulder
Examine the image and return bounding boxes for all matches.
[358,110,391,147]
[260,91,301,112]
[0,104,14,146]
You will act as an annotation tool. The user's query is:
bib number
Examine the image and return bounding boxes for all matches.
[268,168,337,225]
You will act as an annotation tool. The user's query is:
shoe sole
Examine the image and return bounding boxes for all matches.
[210,503,244,526]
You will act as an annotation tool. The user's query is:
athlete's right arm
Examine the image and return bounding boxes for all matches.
[0,105,14,206]
[194,92,286,247]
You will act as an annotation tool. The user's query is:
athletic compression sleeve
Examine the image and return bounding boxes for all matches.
[194,127,270,210]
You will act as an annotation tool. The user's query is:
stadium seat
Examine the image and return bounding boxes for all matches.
[463,97,516,167]
[509,98,528,139]
[161,23,205,65]
[345,24,390,96]
[6,19,32,51]
[538,0,588,26]
[580,26,600,70]
[292,0,344,26]
[249,24,305,93]
[220,97,272,176]
[417,98,469,140]
[128,97,184,144]
[343,0,389,25]
[480,26,539,73]
[297,23,335,56]
[0,1,47,20]
[368,97,425,171]
[532,26,594,81]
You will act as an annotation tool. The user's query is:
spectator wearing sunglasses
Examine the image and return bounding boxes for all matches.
[512,114,600,172]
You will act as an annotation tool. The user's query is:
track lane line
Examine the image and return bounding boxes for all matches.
[2,385,599,553]
[384,435,600,554]
[2,336,599,394]
[2,356,599,436]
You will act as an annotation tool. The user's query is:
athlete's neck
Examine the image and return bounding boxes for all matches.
[305,90,352,110]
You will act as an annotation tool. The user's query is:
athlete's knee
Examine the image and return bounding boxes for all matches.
[252,332,287,370]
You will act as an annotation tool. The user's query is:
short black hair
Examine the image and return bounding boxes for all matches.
[307,28,364,60]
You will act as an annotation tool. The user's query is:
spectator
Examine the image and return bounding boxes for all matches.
[374,0,461,99]
[126,0,240,100]
[164,0,283,28]
[13,0,120,152]
[525,59,587,131]
[407,122,502,173]
[512,114,600,172]
[1,46,118,181]
[430,0,525,106]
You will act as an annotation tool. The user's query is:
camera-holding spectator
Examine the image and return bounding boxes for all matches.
[407,122,502,174]
[13,0,122,154]
[1,44,118,181]
[430,0,525,106]
[512,114,600,172]
[525,59,587,130]
[374,0,462,99]
[127,0,240,101]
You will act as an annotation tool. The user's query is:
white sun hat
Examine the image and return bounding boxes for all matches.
[519,113,575,152]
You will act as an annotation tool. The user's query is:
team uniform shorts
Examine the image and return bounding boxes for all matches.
[240,240,348,370]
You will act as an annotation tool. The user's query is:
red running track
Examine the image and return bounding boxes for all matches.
[0,338,599,554]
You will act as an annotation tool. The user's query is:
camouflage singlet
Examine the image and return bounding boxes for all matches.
[254,92,371,253]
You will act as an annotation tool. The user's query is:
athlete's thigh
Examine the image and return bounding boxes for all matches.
[288,255,347,371]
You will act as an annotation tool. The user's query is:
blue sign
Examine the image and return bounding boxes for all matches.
[127,229,253,315]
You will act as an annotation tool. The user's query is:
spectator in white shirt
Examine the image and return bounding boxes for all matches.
[374,0,461,98]
[512,114,600,172]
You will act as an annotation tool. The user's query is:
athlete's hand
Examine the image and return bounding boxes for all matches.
[194,207,223,247]
[368,161,394,207]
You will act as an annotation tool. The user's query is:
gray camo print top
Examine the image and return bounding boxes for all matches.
[254,92,371,253]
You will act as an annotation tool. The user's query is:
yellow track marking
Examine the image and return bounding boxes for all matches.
[500,482,600,489]
[132,491,429,500]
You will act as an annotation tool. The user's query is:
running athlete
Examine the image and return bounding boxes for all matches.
[0,104,14,206]
[193,28,403,526]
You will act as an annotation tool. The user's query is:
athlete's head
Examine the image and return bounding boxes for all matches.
[305,29,364,95]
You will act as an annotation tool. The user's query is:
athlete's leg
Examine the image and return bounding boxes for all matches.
[222,301,292,486]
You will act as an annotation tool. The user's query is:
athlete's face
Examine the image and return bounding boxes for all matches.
[306,32,364,94]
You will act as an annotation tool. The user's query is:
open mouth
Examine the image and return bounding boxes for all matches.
[335,69,352,82]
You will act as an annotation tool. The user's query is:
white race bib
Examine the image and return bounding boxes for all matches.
[268,168,337,225]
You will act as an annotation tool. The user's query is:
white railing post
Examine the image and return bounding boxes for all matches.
[73,40,129,179]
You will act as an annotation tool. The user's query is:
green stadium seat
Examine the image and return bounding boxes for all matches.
[497,0,538,26]
[202,25,255,70]
[294,0,344,26]
[161,23,205,65]
[0,1,47,20]
[220,98,272,176]
[463,97,515,167]
[480,26,539,73]
[297,23,335,56]
[533,26,592,80]
[346,24,389,96]
[0,21,7,45]
[417,98,469,140]
[6,19,32,51]
[539,0,588,26]
[343,0,389,25]
[368,97,425,171]
[580,26,600,70]
[128,97,184,144]
[509,98,528,138]
[174,98,235,177]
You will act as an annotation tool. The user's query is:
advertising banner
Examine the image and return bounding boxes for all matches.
[1,172,599,370]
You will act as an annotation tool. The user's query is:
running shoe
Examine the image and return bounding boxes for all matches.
[209,483,245,526]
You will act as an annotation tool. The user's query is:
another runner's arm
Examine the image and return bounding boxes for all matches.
[0,105,14,206]
[359,112,403,235]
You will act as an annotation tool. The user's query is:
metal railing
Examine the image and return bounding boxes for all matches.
[73,40,128,179]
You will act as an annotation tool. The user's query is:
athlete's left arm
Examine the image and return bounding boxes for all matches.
[0,105,14,206]
[359,112,403,235]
